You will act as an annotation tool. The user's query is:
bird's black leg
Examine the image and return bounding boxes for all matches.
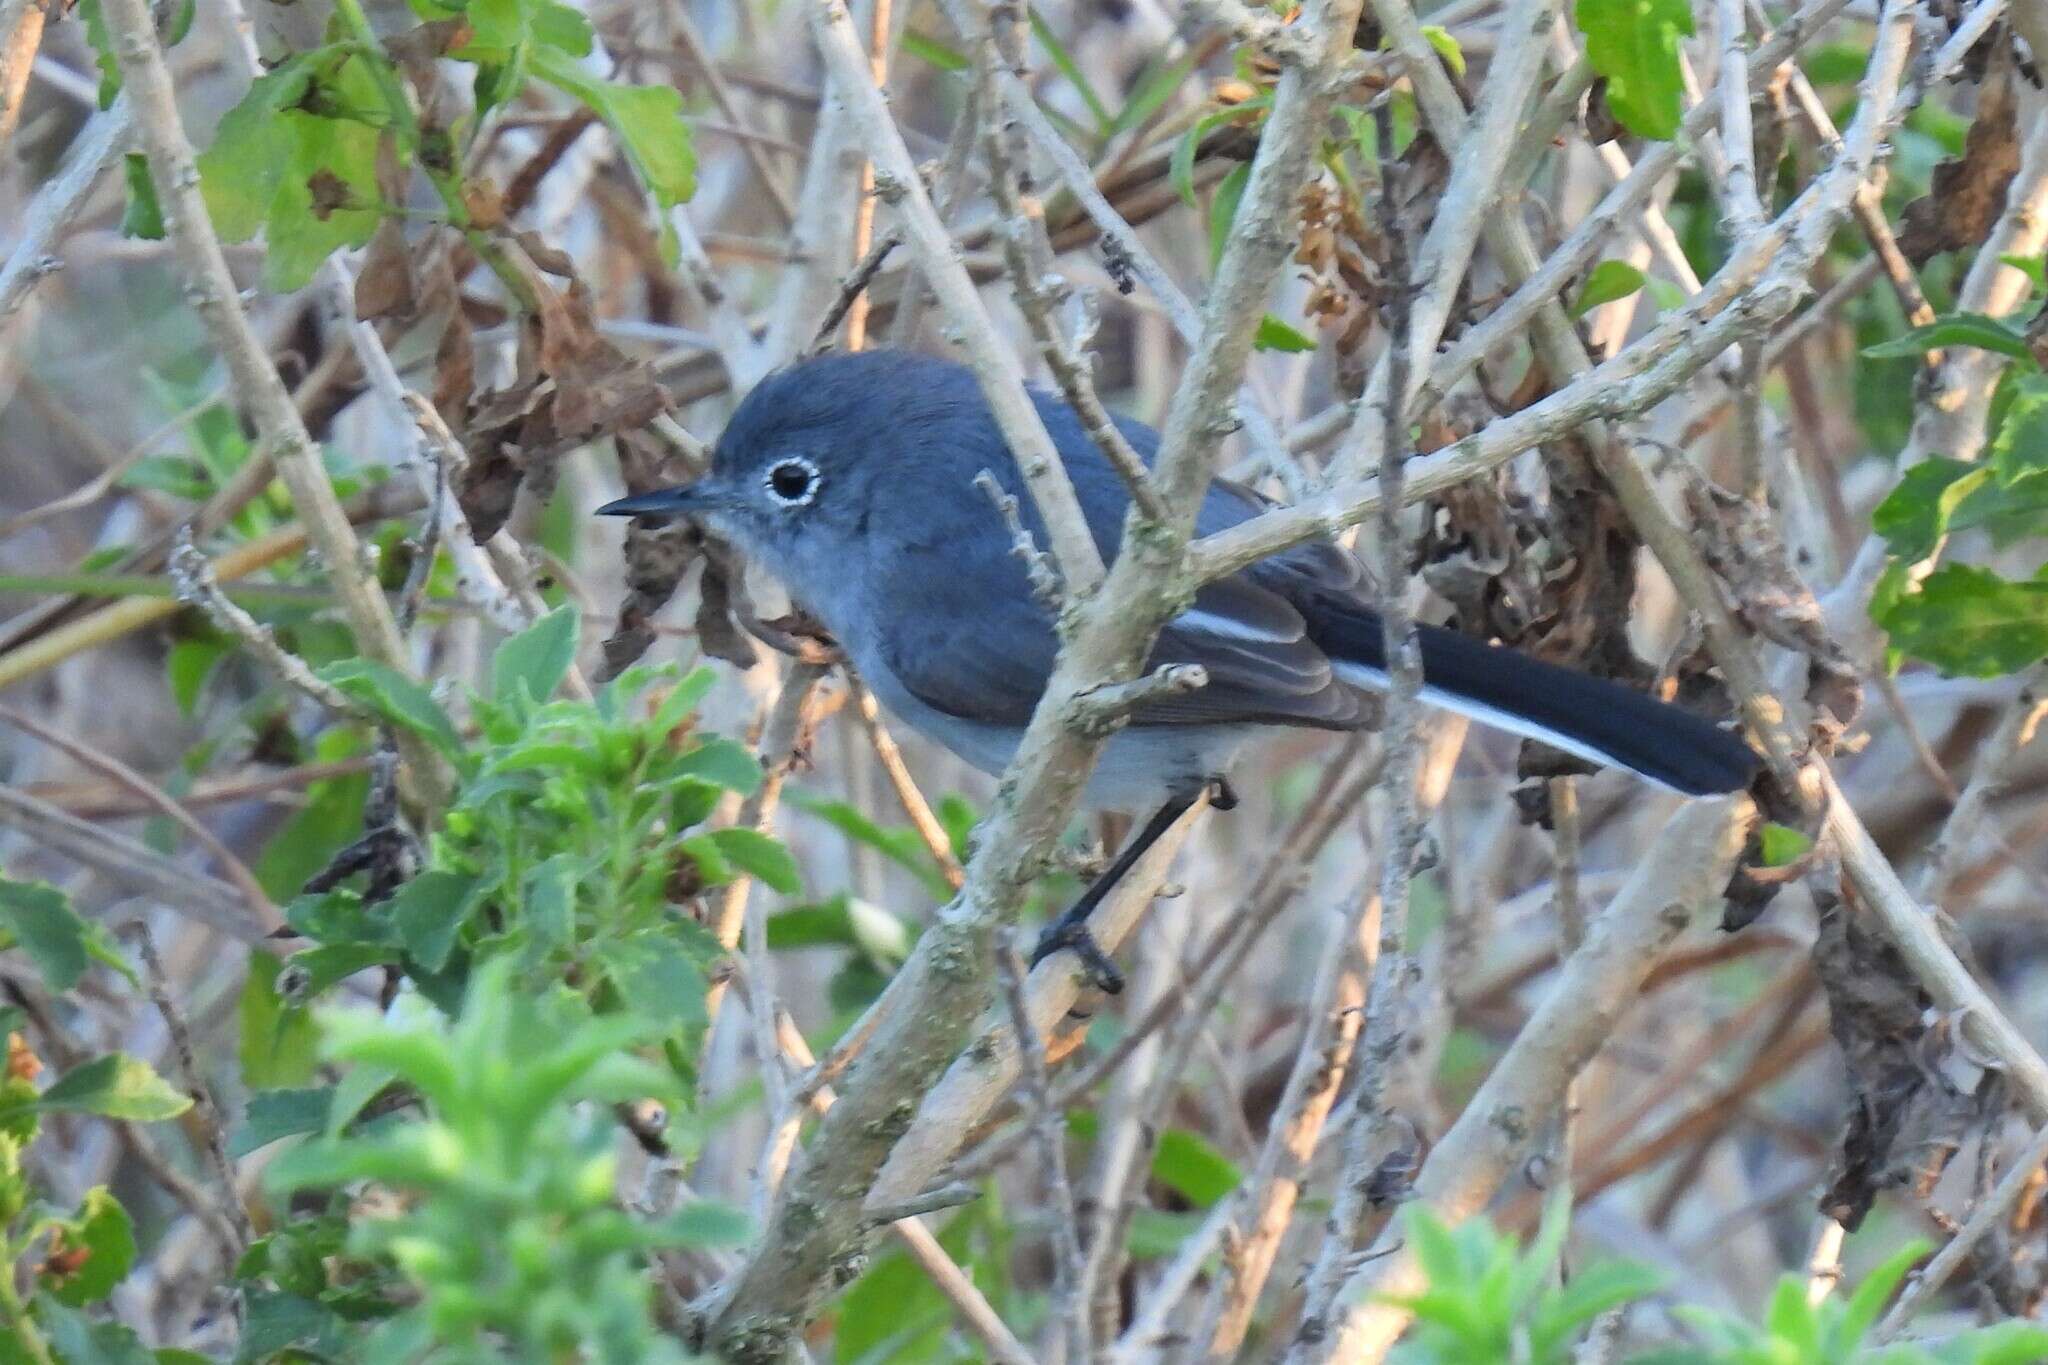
[1031,784,1221,994]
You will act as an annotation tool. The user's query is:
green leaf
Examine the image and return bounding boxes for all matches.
[1758,822,1813,867]
[1208,161,1251,270]
[1989,372,2048,485]
[44,1188,136,1306]
[1571,259,1647,316]
[672,738,765,794]
[937,795,978,858]
[768,896,912,964]
[1833,1239,1928,1353]
[2002,253,2048,290]
[1030,7,1111,133]
[35,1298,155,1365]
[792,795,945,895]
[523,854,579,951]
[1419,24,1466,76]
[1152,1128,1239,1207]
[901,28,970,72]
[1575,0,1693,140]
[652,1200,750,1247]
[197,55,322,243]
[1106,50,1197,140]
[1531,1259,1663,1354]
[389,870,480,973]
[1946,1320,2048,1365]
[76,0,121,107]
[708,829,801,895]
[461,0,535,49]
[678,833,733,887]
[1402,1204,1470,1288]
[37,1054,192,1122]
[647,667,718,735]
[238,1287,350,1362]
[1169,96,1269,207]
[0,878,90,991]
[261,110,381,291]
[316,659,462,755]
[596,931,709,1028]
[534,50,696,214]
[166,637,227,716]
[281,942,395,998]
[1862,312,2036,363]
[231,1087,335,1157]
[1762,1274,1821,1357]
[532,0,593,54]
[239,951,320,1089]
[120,154,166,240]
[1879,564,2048,677]
[492,604,580,707]
[1871,458,1993,561]
[1253,314,1318,353]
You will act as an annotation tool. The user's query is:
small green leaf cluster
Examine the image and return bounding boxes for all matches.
[248,957,747,1363]
[107,0,694,288]
[0,900,194,1364]
[271,607,788,1052]
[1387,1200,2048,1365]
[1387,1196,1662,1364]
[1865,305,2048,677]
[1633,1242,2048,1364]
[1573,0,1694,141]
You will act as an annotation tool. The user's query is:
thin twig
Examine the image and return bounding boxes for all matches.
[998,935,1088,1362]
[848,677,965,889]
[0,703,276,930]
[1871,1119,2048,1341]
[102,0,451,805]
[0,785,266,944]
[168,537,377,726]
[1715,0,1768,236]
[123,923,254,1255]
[1294,799,1755,1361]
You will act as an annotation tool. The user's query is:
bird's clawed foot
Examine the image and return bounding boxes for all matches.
[1028,917,1126,995]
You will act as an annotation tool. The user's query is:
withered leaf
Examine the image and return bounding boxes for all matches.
[1814,878,1990,1229]
[1898,49,2020,263]
[463,179,507,231]
[384,18,472,75]
[456,448,523,542]
[514,228,576,277]
[354,217,415,321]
[433,302,475,421]
[306,169,355,221]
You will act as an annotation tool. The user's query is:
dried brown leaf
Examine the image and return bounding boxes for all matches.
[1898,50,2020,263]
[354,217,415,322]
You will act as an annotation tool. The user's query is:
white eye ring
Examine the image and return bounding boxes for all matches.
[764,456,820,507]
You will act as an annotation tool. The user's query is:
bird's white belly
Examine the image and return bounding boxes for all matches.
[853,656,1248,811]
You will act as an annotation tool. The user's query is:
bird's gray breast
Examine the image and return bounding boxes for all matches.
[852,650,1249,811]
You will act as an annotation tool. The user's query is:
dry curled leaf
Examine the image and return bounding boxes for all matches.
[1814,875,1993,1229]
[1898,45,2020,263]
[1681,477,1862,745]
[354,217,415,321]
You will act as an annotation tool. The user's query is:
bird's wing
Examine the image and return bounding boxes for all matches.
[868,508,1362,731]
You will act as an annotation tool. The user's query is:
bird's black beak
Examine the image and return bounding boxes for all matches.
[595,486,703,519]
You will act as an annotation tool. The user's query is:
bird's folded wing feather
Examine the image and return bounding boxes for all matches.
[872,531,1362,731]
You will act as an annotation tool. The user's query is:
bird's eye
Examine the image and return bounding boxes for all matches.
[765,457,820,507]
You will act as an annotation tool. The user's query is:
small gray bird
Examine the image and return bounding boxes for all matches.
[600,350,1758,989]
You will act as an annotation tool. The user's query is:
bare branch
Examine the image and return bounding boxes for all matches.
[101,0,453,805]
[1294,797,1756,1360]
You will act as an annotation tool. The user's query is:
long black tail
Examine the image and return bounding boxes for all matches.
[1312,606,1761,796]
